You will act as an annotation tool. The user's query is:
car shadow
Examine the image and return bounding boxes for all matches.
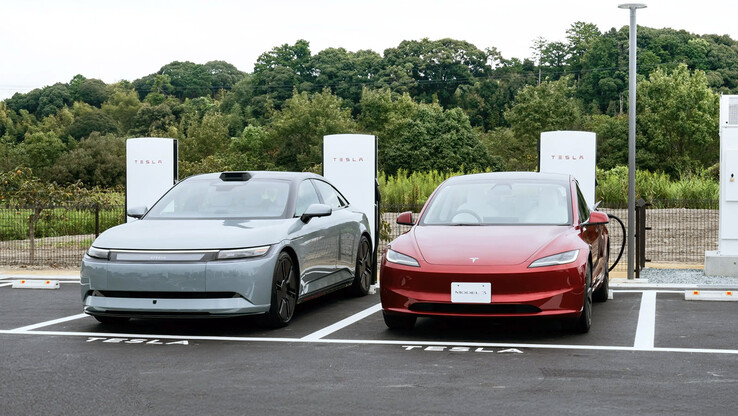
[73,289,377,338]
[380,314,600,345]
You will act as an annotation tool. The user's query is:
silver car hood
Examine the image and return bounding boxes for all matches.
[92,218,294,250]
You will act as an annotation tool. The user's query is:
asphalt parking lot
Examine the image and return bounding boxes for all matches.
[1,274,737,415]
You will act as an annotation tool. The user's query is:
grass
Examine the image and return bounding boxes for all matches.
[0,206,124,242]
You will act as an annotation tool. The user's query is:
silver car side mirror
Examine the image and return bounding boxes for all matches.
[300,203,332,223]
[127,206,148,219]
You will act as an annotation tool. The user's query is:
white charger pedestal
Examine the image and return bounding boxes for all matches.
[706,95,738,276]
[126,138,178,222]
[539,131,597,208]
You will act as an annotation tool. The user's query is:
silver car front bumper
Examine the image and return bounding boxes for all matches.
[80,252,277,317]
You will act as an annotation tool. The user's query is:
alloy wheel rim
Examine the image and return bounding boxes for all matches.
[357,239,372,291]
[275,257,297,321]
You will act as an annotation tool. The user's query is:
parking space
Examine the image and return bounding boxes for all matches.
[2,276,738,415]
[656,292,738,350]
[1,277,737,355]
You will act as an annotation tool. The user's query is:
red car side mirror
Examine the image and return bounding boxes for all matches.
[396,211,415,225]
[585,211,609,225]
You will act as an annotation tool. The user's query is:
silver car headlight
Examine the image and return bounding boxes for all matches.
[87,246,110,260]
[386,249,420,267]
[528,250,580,268]
[217,246,271,260]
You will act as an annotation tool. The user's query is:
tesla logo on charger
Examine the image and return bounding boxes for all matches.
[550,154,585,161]
[133,159,165,165]
[332,157,365,162]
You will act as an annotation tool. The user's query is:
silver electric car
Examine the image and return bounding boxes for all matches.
[81,171,373,327]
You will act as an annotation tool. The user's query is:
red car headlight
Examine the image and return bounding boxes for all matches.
[528,249,579,268]
[386,249,420,267]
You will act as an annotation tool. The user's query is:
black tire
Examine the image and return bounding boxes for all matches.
[593,250,610,303]
[383,311,416,330]
[349,236,373,297]
[258,252,298,328]
[569,261,592,333]
[93,315,130,325]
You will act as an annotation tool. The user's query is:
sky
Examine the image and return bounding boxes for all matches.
[1,0,737,101]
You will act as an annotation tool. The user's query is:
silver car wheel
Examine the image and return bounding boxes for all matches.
[349,236,372,296]
[259,252,298,328]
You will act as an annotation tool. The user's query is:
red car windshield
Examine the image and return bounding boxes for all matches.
[420,181,572,226]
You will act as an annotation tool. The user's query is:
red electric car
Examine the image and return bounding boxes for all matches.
[380,172,609,333]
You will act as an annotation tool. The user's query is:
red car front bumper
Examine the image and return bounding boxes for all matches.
[380,257,587,319]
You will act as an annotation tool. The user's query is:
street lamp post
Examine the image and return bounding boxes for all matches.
[619,3,646,280]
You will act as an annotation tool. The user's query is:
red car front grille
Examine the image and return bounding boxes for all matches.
[408,302,541,315]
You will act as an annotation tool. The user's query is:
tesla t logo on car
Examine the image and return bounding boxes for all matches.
[469,257,479,263]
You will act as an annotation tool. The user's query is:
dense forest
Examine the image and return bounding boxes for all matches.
[1,22,736,189]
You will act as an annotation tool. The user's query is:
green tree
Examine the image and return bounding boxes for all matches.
[379,38,489,107]
[204,60,245,94]
[636,64,719,176]
[101,87,142,134]
[37,83,73,118]
[179,111,230,162]
[76,79,111,107]
[311,48,383,112]
[159,61,213,99]
[581,114,628,170]
[251,40,315,115]
[0,167,86,264]
[222,125,275,171]
[51,133,126,187]
[381,103,492,174]
[66,110,119,140]
[270,88,356,171]
[131,102,176,136]
[504,76,583,169]
[18,132,66,179]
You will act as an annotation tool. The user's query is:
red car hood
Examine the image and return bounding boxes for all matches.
[413,225,569,266]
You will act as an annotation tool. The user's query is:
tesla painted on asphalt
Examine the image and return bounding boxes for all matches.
[380,172,609,333]
[81,171,374,327]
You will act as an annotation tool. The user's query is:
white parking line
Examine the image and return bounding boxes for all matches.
[613,289,683,294]
[1,328,737,355]
[1,289,734,356]
[9,313,89,333]
[301,303,382,340]
[634,291,657,350]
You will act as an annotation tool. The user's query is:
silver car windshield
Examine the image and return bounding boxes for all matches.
[145,178,291,219]
[421,181,571,225]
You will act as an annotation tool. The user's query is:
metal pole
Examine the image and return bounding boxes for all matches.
[619,3,646,280]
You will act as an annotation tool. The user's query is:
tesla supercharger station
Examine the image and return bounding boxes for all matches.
[539,131,597,208]
[323,134,379,287]
[706,95,738,276]
[126,137,178,222]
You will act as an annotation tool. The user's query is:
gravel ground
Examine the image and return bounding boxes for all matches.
[639,268,738,286]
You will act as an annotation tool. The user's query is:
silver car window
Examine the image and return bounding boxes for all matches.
[312,180,346,209]
[295,180,321,216]
[146,178,290,219]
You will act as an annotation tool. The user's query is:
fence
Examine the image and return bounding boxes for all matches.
[0,201,719,269]
[0,204,125,266]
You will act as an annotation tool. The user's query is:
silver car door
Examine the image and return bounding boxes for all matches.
[292,179,337,296]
